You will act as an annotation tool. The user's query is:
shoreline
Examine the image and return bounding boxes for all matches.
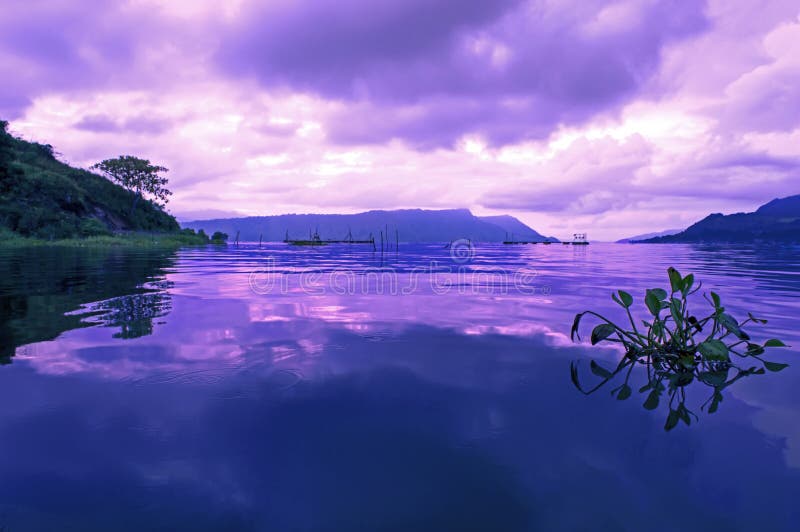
[0,231,220,248]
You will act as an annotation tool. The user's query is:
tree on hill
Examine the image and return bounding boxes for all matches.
[92,156,172,216]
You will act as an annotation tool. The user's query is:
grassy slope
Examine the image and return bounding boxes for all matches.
[0,120,195,242]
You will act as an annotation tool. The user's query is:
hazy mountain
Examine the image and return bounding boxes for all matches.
[642,195,800,243]
[183,208,558,242]
[616,229,681,243]
[478,215,559,242]
[173,209,243,223]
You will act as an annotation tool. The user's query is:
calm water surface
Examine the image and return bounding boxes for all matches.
[1,243,799,531]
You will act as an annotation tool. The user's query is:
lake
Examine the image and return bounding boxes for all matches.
[0,242,798,531]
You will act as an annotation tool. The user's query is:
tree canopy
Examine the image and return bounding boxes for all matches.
[92,156,172,215]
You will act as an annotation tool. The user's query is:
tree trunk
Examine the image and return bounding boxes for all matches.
[130,193,141,218]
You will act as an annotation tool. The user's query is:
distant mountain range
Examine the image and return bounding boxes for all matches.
[616,229,681,243]
[183,208,559,243]
[642,194,800,243]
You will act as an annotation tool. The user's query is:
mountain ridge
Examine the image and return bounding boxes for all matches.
[642,194,800,243]
[617,229,681,243]
[183,209,559,242]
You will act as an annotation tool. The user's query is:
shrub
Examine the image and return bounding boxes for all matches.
[211,231,228,242]
[79,218,111,237]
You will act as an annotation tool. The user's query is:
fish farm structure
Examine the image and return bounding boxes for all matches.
[503,232,590,245]
[284,229,378,248]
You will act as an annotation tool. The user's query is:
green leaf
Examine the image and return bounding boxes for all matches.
[698,339,729,361]
[687,315,702,332]
[643,389,660,410]
[670,298,683,324]
[681,273,695,295]
[764,339,787,348]
[719,313,748,340]
[570,313,583,341]
[710,291,721,308]
[668,267,682,293]
[748,312,767,324]
[651,288,668,301]
[611,293,623,307]
[590,360,612,379]
[618,290,633,308]
[645,290,662,316]
[745,343,765,356]
[591,323,617,345]
[616,384,632,400]
[665,409,680,431]
[638,383,652,393]
[763,361,789,372]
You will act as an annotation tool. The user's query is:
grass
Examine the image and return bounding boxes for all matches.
[570,266,790,431]
[0,227,212,248]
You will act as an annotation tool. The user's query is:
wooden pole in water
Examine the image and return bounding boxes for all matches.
[259,233,262,248]
[235,230,240,247]
[395,229,399,252]
[380,231,384,253]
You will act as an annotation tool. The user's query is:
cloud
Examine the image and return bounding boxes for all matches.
[217,0,709,146]
[73,113,173,134]
[0,0,203,118]
[480,134,653,213]
[719,17,800,133]
[4,0,800,240]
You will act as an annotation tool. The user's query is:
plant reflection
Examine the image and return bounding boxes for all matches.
[88,281,173,339]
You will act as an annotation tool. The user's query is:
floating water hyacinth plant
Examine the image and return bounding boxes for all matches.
[570,267,789,431]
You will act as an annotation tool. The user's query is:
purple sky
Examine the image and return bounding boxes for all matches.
[3,0,799,240]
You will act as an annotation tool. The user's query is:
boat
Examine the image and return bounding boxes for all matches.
[571,233,589,245]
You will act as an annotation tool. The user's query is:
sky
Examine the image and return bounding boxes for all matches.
[2,0,799,240]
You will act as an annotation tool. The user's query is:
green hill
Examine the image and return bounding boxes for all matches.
[0,120,180,240]
[643,194,800,243]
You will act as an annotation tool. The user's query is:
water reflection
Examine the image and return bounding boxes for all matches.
[0,246,176,362]
[0,243,799,530]
[88,284,173,339]
[1,325,799,531]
